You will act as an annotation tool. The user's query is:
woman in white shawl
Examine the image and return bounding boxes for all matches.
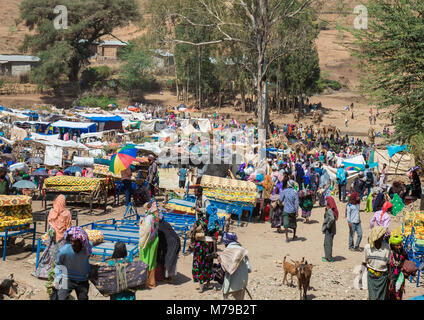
[219,233,251,300]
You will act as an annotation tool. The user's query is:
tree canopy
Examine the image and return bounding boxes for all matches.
[351,0,424,143]
[19,0,140,88]
[146,0,322,130]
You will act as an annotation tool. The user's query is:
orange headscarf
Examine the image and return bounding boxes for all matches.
[47,194,71,242]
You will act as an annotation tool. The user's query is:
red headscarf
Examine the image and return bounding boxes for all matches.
[380,201,393,221]
[349,192,360,205]
[326,196,339,220]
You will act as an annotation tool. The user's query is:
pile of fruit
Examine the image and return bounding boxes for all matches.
[0,216,33,232]
[403,211,424,240]
[84,229,105,246]
[0,203,33,232]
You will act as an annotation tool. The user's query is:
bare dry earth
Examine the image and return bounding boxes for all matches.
[0,195,422,301]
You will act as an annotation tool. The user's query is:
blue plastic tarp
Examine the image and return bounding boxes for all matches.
[85,115,123,122]
[94,158,111,166]
[387,145,409,158]
[343,162,379,171]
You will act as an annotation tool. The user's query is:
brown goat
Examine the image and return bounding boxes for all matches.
[282,256,304,287]
[295,261,314,300]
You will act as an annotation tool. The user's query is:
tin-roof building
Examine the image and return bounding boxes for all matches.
[0,55,40,77]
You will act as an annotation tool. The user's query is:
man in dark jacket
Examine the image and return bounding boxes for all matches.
[353,172,366,201]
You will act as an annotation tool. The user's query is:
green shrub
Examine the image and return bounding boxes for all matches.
[81,66,113,89]
[77,94,118,110]
[317,78,342,92]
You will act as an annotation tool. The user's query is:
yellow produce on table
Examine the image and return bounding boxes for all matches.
[84,229,104,246]
[402,211,424,238]
[165,203,195,214]
[0,195,33,232]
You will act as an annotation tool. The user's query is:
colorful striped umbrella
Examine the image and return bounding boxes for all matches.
[109,146,137,174]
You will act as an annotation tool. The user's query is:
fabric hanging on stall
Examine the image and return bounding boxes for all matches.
[197,119,212,133]
[138,120,156,132]
[154,121,167,132]
[73,156,94,167]
[182,124,196,136]
[44,146,63,166]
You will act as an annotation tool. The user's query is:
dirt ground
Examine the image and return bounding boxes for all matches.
[0,195,422,301]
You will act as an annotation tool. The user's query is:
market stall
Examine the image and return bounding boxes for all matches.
[42,176,114,214]
[0,195,36,260]
[199,175,257,226]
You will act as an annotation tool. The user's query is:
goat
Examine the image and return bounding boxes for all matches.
[296,261,314,300]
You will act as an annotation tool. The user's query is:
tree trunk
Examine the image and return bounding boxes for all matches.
[183,81,187,104]
[241,81,247,112]
[197,47,201,108]
[176,80,180,101]
[299,94,304,118]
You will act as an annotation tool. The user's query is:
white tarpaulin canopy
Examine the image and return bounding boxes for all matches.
[34,138,89,150]
[51,120,96,130]
[30,133,60,142]
[373,148,415,175]
[342,155,366,166]
[324,165,359,190]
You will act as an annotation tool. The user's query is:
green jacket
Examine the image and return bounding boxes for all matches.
[322,208,336,235]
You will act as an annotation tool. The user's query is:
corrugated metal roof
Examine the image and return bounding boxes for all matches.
[0,55,40,63]
[97,40,127,46]
[79,39,127,46]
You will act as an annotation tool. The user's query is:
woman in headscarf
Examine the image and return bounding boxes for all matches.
[298,177,313,224]
[33,194,72,279]
[190,204,219,292]
[54,226,92,300]
[387,235,409,300]
[410,170,422,199]
[156,212,181,283]
[388,181,407,201]
[139,200,160,288]
[259,174,274,221]
[219,233,251,300]
[322,196,338,262]
[378,163,387,189]
[370,201,392,238]
[270,189,283,231]
[362,226,391,300]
